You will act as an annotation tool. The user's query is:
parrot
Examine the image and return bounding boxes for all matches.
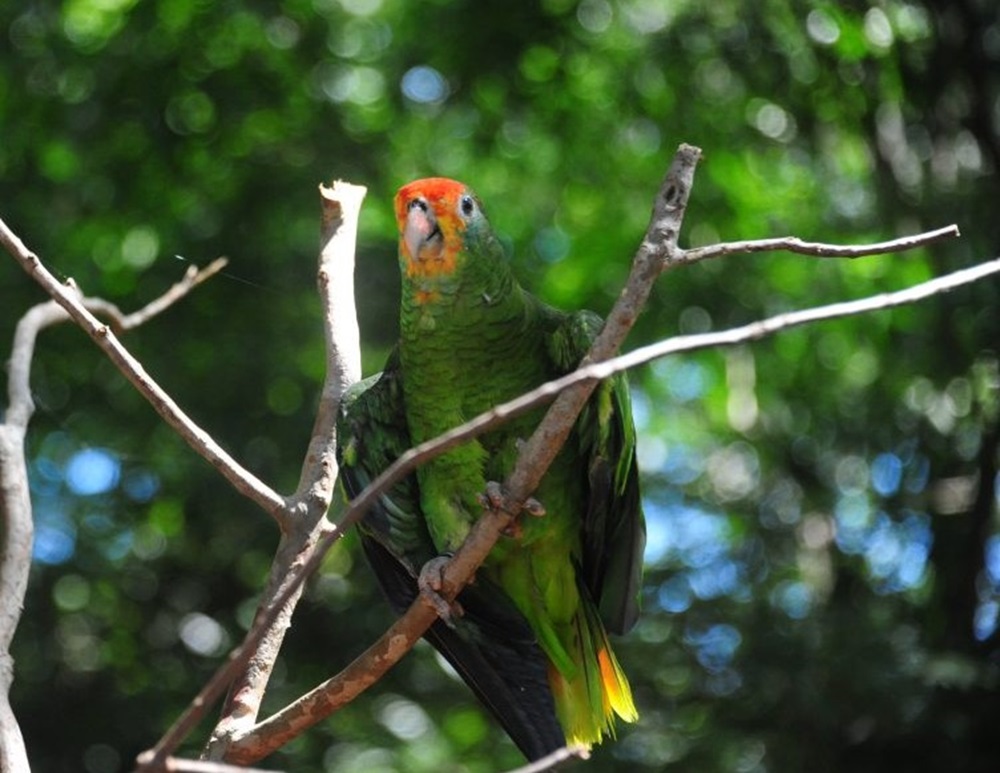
[336,177,645,759]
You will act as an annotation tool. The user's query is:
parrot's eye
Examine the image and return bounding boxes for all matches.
[459,195,476,218]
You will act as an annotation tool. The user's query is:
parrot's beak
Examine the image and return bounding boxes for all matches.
[404,202,442,262]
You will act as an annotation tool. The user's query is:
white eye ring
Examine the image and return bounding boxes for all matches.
[459,195,475,217]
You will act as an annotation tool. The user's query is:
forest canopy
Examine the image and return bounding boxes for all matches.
[1,0,999,771]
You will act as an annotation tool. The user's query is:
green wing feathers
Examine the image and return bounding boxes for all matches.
[546,310,646,634]
[542,308,646,745]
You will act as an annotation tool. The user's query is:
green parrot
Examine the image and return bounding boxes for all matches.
[337,177,645,758]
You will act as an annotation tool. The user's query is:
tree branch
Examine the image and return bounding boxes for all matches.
[292,181,365,507]
[680,224,960,264]
[502,745,589,773]
[116,258,229,329]
[155,183,369,768]
[0,424,31,773]
[160,757,278,773]
[0,263,226,773]
[0,218,285,517]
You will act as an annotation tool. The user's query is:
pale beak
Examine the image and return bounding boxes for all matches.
[404,202,442,261]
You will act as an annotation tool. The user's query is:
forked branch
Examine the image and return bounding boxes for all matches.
[0,219,284,516]
[0,256,228,773]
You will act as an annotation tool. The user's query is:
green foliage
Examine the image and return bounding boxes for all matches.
[2,0,999,770]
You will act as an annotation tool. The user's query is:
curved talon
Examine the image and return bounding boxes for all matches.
[418,555,463,624]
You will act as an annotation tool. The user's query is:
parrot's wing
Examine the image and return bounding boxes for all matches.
[546,310,646,635]
[337,352,434,574]
[336,351,566,760]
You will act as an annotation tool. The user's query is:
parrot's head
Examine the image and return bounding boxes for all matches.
[394,178,500,295]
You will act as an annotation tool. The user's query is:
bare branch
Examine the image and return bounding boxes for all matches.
[502,745,589,773]
[224,563,440,762]
[204,183,367,757]
[596,254,1000,378]
[0,258,229,771]
[0,217,285,517]
[0,428,31,773]
[162,757,278,773]
[6,301,66,428]
[117,258,230,329]
[293,181,365,505]
[505,144,700,503]
[680,223,960,264]
[0,255,227,773]
[149,183,369,769]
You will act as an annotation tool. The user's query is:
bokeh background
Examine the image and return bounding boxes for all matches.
[2,0,999,770]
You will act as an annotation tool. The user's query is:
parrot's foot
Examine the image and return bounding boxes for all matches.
[418,555,463,624]
[478,481,546,538]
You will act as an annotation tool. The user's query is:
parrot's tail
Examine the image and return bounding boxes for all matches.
[547,597,638,748]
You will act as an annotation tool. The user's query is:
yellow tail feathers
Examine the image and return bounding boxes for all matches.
[598,645,638,723]
[547,606,638,748]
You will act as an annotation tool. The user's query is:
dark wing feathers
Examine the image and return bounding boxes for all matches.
[545,309,646,636]
[336,350,565,760]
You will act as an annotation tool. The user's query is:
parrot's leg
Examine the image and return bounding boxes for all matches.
[478,481,546,538]
[418,555,464,624]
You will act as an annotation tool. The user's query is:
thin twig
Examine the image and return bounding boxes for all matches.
[162,757,278,773]
[118,258,229,329]
[0,218,285,516]
[502,745,589,773]
[680,224,960,264]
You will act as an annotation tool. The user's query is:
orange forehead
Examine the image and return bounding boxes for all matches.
[393,177,469,226]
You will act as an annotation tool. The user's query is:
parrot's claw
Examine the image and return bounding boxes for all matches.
[478,481,547,538]
[477,481,507,512]
[524,496,546,517]
[418,555,463,624]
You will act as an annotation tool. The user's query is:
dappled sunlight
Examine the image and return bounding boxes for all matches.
[4,0,998,769]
